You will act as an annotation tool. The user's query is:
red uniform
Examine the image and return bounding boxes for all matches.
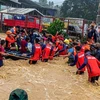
[49,47,57,60]
[58,44,66,55]
[42,44,52,61]
[56,41,60,47]
[86,55,100,78]
[80,45,85,52]
[76,52,86,72]
[30,44,41,61]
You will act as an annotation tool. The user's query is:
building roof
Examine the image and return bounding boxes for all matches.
[10,0,21,4]
[0,7,44,16]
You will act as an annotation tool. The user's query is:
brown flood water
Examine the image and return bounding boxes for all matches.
[0,33,100,100]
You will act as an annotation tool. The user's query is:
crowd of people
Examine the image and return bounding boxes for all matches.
[0,22,100,87]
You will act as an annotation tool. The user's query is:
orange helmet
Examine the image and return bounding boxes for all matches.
[6,30,12,35]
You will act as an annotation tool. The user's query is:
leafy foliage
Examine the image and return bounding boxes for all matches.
[60,0,99,20]
[47,19,64,35]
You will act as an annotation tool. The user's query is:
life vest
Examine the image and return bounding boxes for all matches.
[49,47,57,60]
[84,44,90,51]
[30,44,41,61]
[86,55,100,78]
[76,52,86,72]
[58,44,66,55]
[6,36,15,48]
[42,44,52,61]
[56,41,60,47]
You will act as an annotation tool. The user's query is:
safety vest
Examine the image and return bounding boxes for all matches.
[81,45,85,52]
[42,44,52,60]
[86,55,100,78]
[56,41,60,47]
[49,47,57,60]
[6,36,15,48]
[58,44,67,55]
[76,52,86,72]
[30,44,41,61]
[85,44,90,51]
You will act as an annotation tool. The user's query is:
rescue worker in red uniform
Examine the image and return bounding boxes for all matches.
[49,43,57,60]
[29,38,41,64]
[80,42,90,52]
[42,41,53,62]
[77,50,100,83]
[70,46,86,75]
[5,30,15,50]
[57,40,67,55]
[80,44,85,52]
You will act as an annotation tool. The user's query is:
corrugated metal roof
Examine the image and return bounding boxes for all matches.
[0,7,44,16]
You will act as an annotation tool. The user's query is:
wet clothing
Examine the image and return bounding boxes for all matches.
[20,39,27,53]
[70,52,85,72]
[6,36,15,49]
[58,44,67,55]
[78,53,100,79]
[49,47,57,60]
[42,44,52,61]
[90,76,99,83]
[68,48,74,59]
[30,43,41,62]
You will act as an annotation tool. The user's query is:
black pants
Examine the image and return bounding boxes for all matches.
[67,58,74,64]
[90,76,99,83]
[29,60,37,64]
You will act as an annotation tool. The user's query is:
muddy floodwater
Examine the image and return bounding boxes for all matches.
[0,33,100,100]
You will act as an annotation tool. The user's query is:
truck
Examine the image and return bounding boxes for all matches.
[3,15,41,30]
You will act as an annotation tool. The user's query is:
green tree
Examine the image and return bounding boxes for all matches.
[47,19,64,35]
[60,0,99,20]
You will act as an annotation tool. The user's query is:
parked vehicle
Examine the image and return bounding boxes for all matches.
[68,24,82,37]
[3,15,41,29]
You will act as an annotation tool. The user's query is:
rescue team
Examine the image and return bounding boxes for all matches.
[0,25,100,85]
